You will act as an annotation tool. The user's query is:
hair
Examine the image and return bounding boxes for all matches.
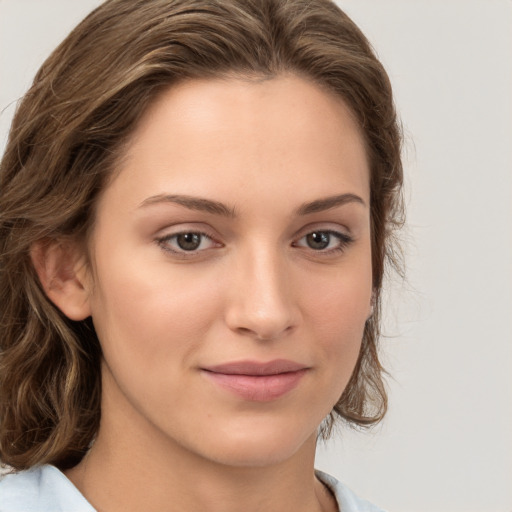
[0,0,403,471]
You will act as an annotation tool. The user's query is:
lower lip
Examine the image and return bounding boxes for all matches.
[203,369,307,402]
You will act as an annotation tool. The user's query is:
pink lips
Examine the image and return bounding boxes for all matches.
[202,359,308,402]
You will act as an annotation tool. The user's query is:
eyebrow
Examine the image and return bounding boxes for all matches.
[296,193,366,215]
[138,192,365,217]
[139,194,236,217]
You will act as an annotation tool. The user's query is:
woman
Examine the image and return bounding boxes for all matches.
[0,0,403,510]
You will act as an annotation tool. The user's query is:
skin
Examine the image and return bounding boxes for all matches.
[48,75,372,512]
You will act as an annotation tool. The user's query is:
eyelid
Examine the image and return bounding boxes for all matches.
[292,226,354,254]
[155,227,222,257]
[154,223,354,258]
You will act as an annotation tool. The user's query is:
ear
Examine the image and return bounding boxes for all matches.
[30,239,92,321]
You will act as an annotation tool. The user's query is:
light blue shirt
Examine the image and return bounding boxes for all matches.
[0,465,385,511]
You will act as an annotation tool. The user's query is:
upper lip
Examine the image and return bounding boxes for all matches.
[203,359,308,376]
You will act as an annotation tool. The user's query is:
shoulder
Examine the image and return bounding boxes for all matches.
[315,470,387,512]
[0,464,95,512]
[1,465,383,512]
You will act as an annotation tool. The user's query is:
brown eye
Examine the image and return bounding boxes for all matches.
[176,233,202,251]
[294,229,353,253]
[305,232,330,250]
[157,231,218,255]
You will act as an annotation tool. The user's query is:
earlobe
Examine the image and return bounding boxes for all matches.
[30,239,92,321]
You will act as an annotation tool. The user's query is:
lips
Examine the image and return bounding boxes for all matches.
[201,359,309,402]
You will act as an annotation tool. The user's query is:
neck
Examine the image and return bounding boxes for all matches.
[66,429,336,512]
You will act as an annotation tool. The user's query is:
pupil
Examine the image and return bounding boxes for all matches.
[307,232,330,250]
[177,233,201,251]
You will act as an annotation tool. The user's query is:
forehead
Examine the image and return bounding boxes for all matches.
[101,74,370,214]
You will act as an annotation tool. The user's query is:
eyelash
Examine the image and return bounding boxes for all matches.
[155,229,354,257]
[156,230,220,257]
[292,230,354,254]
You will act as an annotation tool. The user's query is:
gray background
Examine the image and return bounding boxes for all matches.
[1,1,511,511]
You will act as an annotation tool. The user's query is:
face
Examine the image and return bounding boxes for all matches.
[84,75,372,467]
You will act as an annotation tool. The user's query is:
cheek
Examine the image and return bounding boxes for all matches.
[305,257,371,330]
[88,251,224,373]
[301,263,372,386]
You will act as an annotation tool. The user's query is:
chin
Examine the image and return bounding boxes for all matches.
[189,417,318,468]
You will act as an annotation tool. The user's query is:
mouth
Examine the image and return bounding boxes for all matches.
[201,359,309,402]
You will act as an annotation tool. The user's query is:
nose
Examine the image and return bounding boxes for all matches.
[224,246,300,341]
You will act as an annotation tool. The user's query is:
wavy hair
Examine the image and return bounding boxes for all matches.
[0,0,403,470]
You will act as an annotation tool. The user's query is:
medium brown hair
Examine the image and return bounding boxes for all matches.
[0,0,403,470]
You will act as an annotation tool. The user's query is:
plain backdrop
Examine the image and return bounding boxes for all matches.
[1,1,511,511]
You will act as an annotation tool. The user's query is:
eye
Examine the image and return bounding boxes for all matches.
[157,231,219,254]
[294,230,353,253]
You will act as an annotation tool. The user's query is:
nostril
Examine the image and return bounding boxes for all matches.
[235,324,295,342]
